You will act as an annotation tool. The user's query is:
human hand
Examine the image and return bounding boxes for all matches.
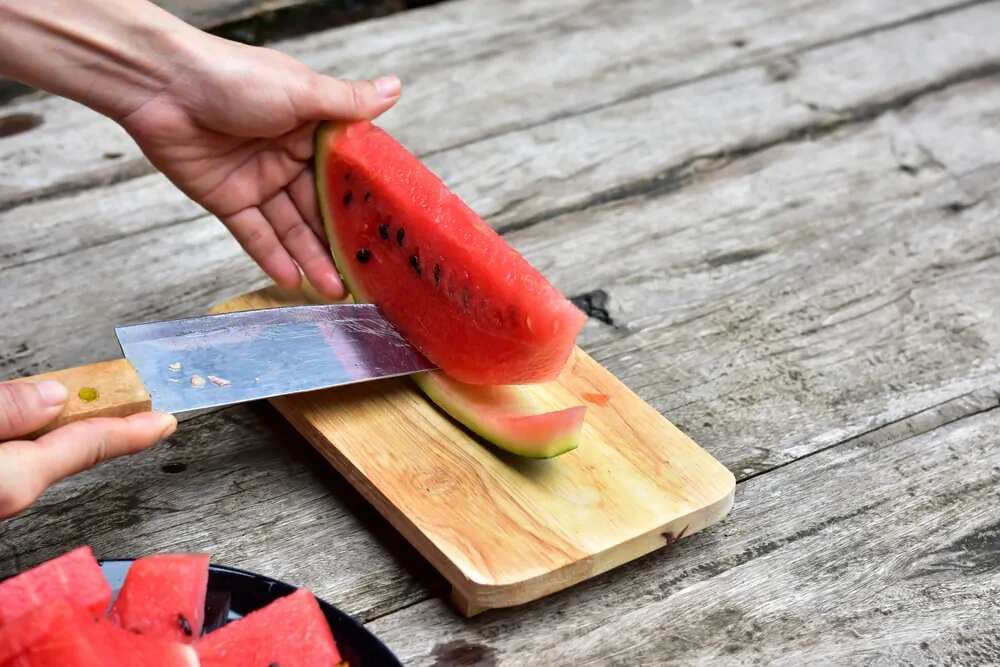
[119,33,401,301]
[0,380,176,519]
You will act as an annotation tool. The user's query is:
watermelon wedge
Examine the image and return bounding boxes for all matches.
[0,600,197,667]
[414,372,585,458]
[315,120,585,385]
[0,546,110,626]
[196,588,341,667]
[110,553,209,642]
[316,121,587,457]
[100,618,200,667]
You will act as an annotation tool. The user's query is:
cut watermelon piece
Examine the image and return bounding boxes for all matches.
[2,602,109,667]
[0,600,196,667]
[196,588,341,667]
[315,120,586,385]
[100,618,200,667]
[414,372,585,458]
[0,546,110,626]
[110,553,209,642]
[0,599,82,665]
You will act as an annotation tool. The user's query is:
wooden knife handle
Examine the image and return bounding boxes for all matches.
[7,359,152,435]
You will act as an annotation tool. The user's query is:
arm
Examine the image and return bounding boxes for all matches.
[0,0,193,121]
[0,1,400,518]
[0,0,401,299]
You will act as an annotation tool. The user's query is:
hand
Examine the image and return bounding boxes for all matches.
[120,33,401,300]
[0,380,176,519]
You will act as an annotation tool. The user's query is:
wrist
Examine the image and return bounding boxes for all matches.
[0,1,206,121]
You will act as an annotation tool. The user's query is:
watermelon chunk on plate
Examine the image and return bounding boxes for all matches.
[196,588,342,666]
[0,599,196,667]
[0,546,110,626]
[110,553,209,642]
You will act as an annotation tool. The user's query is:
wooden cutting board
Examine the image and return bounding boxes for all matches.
[212,286,735,616]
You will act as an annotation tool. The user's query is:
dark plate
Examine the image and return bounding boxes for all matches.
[100,559,401,666]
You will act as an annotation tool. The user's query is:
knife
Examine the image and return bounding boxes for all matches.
[10,304,436,434]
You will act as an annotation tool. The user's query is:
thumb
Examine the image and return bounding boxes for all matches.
[306,74,401,121]
[0,380,68,440]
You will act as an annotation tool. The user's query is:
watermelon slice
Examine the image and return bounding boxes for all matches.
[0,600,197,667]
[315,120,586,385]
[196,588,341,667]
[316,121,587,457]
[110,553,209,642]
[100,618,200,667]
[414,372,585,458]
[0,546,110,626]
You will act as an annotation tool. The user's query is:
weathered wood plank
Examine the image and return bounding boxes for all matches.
[2,2,1000,640]
[0,0,971,210]
[4,2,998,270]
[366,388,1000,665]
[506,80,1000,477]
[156,0,329,29]
[0,0,348,105]
[0,403,440,621]
[4,41,1000,474]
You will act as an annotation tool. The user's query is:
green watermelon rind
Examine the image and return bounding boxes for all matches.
[314,121,583,459]
[413,372,581,459]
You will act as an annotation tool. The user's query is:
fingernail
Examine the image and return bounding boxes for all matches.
[158,413,178,440]
[374,75,401,99]
[36,380,68,407]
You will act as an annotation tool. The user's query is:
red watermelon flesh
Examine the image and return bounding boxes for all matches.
[4,608,110,666]
[196,588,341,667]
[0,546,110,626]
[0,599,86,665]
[316,120,586,386]
[100,618,200,667]
[110,553,209,643]
[1,602,197,667]
[414,371,585,458]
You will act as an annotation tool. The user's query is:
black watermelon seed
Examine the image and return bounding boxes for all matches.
[433,264,442,284]
[409,255,422,276]
[364,191,372,203]
[378,223,390,240]
[396,228,406,247]
[177,614,193,637]
[343,191,353,207]
[268,663,280,667]
[356,248,372,263]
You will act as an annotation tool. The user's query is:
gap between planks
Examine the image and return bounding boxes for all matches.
[0,0,983,214]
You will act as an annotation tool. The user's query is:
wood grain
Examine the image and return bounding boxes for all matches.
[5,1,998,269]
[10,360,150,435]
[0,402,437,622]
[1,0,999,657]
[0,0,969,211]
[367,388,1000,665]
[211,289,735,613]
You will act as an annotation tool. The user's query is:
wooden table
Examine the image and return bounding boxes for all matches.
[3,0,1000,663]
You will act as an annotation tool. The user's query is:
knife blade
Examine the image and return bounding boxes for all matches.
[114,304,436,414]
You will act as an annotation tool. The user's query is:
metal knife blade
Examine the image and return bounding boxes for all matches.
[114,304,435,414]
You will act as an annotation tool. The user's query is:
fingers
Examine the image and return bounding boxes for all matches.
[0,380,68,440]
[261,190,344,300]
[288,167,325,241]
[0,412,175,518]
[223,207,302,289]
[303,74,401,121]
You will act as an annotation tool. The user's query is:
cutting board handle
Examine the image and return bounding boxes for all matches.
[7,359,152,436]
